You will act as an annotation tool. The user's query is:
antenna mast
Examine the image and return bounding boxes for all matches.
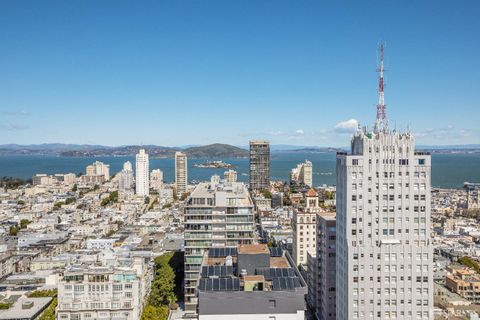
[374,43,388,133]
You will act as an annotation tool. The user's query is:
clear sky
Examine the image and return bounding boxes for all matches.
[0,0,479,147]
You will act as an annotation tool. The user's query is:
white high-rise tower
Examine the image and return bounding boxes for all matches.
[336,45,433,320]
[135,149,149,196]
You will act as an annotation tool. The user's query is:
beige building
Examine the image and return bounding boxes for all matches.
[224,169,237,183]
[446,265,480,303]
[292,209,317,266]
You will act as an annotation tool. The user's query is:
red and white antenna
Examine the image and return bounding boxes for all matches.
[374,43,388,133]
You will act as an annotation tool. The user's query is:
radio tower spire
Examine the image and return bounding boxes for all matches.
[374,43,388,133]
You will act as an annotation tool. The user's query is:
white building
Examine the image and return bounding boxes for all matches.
[150,169,164,190]
[135,149,149,196]
[290,160,313,187]
[335,58,433,320]
[119,161,134,192]
[175,151,188,196]
[57,253,151,320]
[336,126,433,319]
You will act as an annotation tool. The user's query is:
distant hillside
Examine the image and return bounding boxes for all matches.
[0,143,248,158]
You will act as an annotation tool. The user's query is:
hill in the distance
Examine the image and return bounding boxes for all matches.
[0,143,249,158]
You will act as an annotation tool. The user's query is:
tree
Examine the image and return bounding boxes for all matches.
[93,184,100,191]
[20,219,31,229]
[9,226,18,236]
[65,197,76,205]
[17,200,25,206]
[38,297,57,320]
[261,190,272,199]
[140,305,168,320]
[72,184,78,192]
[145,196,150,205]
[180,192,190,201]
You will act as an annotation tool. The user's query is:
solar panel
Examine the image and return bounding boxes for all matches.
[208,247,238,257]
[269,247,283,257]
[255,268,296,280]
[198,277,241,291]
[271,277,302,291]
[201,265,234,278]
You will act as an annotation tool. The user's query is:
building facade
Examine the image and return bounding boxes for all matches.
[184,179,256,313]
[292,209,317,266]
[86,161,110,181]
[175,151,188,196]
[118,161,134,192]
[336,130,433,320]
[224,169,237,183]
[135,149,149,196]
[150,169,164,190]
[57,256,151,320]
[315,213,336,320]
[464,182,480,209]
[290,160,313,187]
[249,140,270,191]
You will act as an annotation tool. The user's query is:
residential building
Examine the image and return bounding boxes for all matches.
[32,174,56,186]
[197,244,307,320]
[315,213,336,320]
[465,182,480,209]
[445,264,480,303]
[57,254,151,320]
[223,169,237,183]
[249,140,270,191]
[86,161,110,180]
[336,130,433,319]
[135,149,149,196]
[118,161,134,192]
[292,209,316,266]
[150,169,164,190]
[175,151,188,196]
[290,160,313,187]
[184,180,256,313]
[336,45,432,320]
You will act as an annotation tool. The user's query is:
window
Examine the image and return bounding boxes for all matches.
[269,300,276,308]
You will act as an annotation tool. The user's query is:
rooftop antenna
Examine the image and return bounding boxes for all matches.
[374,42,388,134]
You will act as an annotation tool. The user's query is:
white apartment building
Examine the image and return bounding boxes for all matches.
[290,160,313,187]
[150,169,164,190]
[118,161,134,192]
[336,130,433,320]
[175,151,188,196]
[57,254,151,320]
[135,149,149,196]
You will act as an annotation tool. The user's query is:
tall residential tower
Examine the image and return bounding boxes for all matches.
[135,149,149,196]
[336,44,433,320]
[249,140,270,191]
[175,151,188,196]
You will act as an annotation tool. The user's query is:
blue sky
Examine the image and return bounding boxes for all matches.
[0,1,479,147]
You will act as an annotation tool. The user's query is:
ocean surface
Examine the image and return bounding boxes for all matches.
[0,153,479,189]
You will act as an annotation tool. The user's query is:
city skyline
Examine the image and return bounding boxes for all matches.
[1,1,479,147]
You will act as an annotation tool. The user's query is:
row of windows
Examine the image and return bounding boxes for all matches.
[353,253,429,260]
[353,310,429,319]
[353,264,429,272]
[353,276,428,283]
[353,287,429,295]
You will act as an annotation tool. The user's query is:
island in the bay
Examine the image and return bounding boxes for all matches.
[193,160,234,169]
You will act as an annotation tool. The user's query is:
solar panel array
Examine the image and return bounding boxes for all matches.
[272,277,302,291]
[201,265,234,278]
[208,247,237,257]
[269,247,283,257]
[255,268,296,280]
[198,278,241,291]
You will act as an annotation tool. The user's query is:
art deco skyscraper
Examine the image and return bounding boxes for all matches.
[249,140,270,191]
[336,45,433,320]
[135,149,149,196]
